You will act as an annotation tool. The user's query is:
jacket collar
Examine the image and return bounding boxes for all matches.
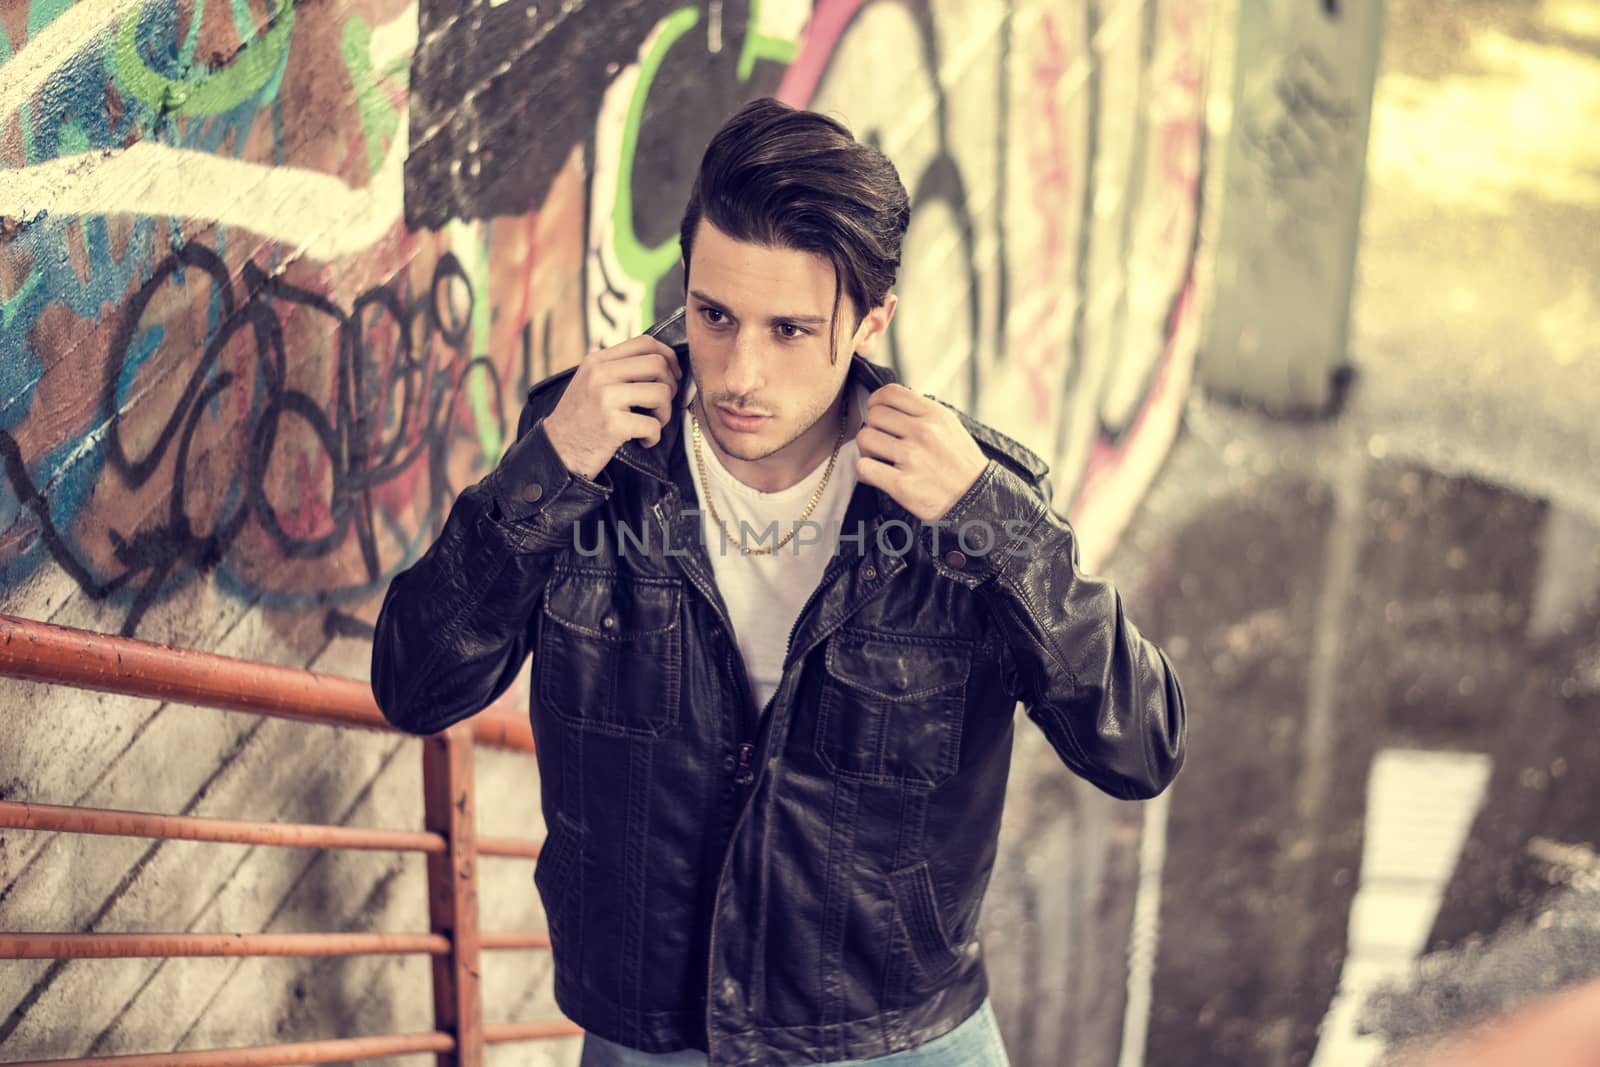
[611,309,911,528]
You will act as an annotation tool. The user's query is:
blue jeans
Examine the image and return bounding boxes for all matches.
[577,999,1010,1067]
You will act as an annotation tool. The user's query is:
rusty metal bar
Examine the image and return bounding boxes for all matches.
[0,1024,591,1065]
[422,725,483,1067]
[0,932,450,960]
[0,796,538,859]
[0,800,448,854]
[0,1032,455,1066]
[479,931,552,951]
[483,1020,586,1043]
[0,613,533,753]
[477,835,541,859]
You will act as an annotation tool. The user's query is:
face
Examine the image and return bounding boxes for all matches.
[683,218,895,471]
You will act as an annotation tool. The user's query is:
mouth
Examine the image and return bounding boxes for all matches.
[714,405,772,433]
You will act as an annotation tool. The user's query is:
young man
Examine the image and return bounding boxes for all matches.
[372,98,1185,1066]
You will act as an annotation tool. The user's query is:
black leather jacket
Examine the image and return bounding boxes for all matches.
[370,311,1185,1064]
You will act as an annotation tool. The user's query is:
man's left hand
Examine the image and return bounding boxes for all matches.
[855,384,989,523]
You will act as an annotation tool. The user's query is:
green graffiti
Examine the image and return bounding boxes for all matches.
[2,272,42,332]
[340,14,408,179]
[15,0,75,165]
[229,0,260,41]
[610,4,800,316]
[114,0,295,117]
[612,7,701,318]
[738,0,800,83]
[471,230,500,460]
[459,223,501,462]
[178,0,204,71]
[27,0,74,38]
[56,119,90,155]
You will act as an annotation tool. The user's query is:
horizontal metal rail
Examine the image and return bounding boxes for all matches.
[0,932,451,960]
[478,835,541,859]
[0,611,565,1063]
[0,800,446,853]
[0,930,551,960]
[0,800,541,860]
[479,931,553,951]
[484,1020,585,1042]
[0,1032,457,1066]
[0,613,533,753]
[0,1021,587,1067]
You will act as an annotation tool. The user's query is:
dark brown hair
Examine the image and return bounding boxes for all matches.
[679,97,911,363]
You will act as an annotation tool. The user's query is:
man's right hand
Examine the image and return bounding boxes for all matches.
[542,335,684,480]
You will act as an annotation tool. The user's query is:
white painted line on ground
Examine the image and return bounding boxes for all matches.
[1310,748,1493,1067]
[1118,789,1171,1067]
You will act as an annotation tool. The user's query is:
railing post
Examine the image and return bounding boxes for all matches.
[422,724,483,1066]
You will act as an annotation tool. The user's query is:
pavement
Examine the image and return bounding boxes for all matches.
[1073,0,1600,1064]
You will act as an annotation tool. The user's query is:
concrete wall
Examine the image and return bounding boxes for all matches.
[1198,0,1383,414]
[0,0,1215,1060]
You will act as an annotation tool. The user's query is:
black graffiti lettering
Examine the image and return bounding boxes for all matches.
[103,241,236,489]
[2,244,497,636]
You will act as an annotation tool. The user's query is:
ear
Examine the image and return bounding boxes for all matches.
[850,293,897,358]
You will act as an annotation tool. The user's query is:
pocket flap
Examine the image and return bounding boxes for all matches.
[542,574,680,640]
[824,633,971,702]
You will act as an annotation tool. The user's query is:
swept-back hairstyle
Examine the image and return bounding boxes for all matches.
[678,97,912,363]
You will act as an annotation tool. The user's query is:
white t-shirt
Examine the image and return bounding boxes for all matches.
[683,383,869,716]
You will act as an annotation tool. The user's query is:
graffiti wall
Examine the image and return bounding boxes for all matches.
[0,0,1212,1058]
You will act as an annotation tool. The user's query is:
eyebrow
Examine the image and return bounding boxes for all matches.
[688,290,829,327]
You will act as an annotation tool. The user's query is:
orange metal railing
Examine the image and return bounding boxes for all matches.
[0,612,581,1067]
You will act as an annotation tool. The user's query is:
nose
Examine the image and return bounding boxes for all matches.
[723,329,766,400]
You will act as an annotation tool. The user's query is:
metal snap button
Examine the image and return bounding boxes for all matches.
[600,614,618,631]
[861,564,878,581]
[521,482,544,503]
[944,549,967,570]
[722,753,737,771]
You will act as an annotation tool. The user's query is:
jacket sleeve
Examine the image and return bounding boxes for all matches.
[920,458,1186,799]
[370,388,613,734]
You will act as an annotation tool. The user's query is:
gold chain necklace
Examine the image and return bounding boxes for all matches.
[691,398,849,556]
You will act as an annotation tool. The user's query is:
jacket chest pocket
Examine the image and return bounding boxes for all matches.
[814,630,971,788]
[535,572,683,738]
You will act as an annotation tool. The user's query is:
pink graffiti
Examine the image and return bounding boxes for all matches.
[1020,12,1072,424]
[776,0,870,107]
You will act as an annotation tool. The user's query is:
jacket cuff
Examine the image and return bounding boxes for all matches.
[488,416,613,527]
[920,460,1049,588]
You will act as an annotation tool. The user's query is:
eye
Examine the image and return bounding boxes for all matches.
[698,306,728,327]
[776,323,808,340]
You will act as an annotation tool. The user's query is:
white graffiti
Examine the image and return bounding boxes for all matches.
[0,4,417,265]
[0,0,145,126]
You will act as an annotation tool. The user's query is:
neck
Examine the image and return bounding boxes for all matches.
[694,387,855,493]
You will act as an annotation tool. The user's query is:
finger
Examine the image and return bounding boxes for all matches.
[855,425,906,465]
[622,411,665,448]
[596,335,680,374]
[855,455,901,492]
[598,333,676,359]
[612,381,676,426]
[866,382,932,416]
[862,404,919,440]
[601,350,682,387]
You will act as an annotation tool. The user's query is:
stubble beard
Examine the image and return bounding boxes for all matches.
[694,382,844,468]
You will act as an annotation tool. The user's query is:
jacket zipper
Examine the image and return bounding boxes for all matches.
[700,536,857,1061]
[675,483,870,1057]
[723,551,849,793]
